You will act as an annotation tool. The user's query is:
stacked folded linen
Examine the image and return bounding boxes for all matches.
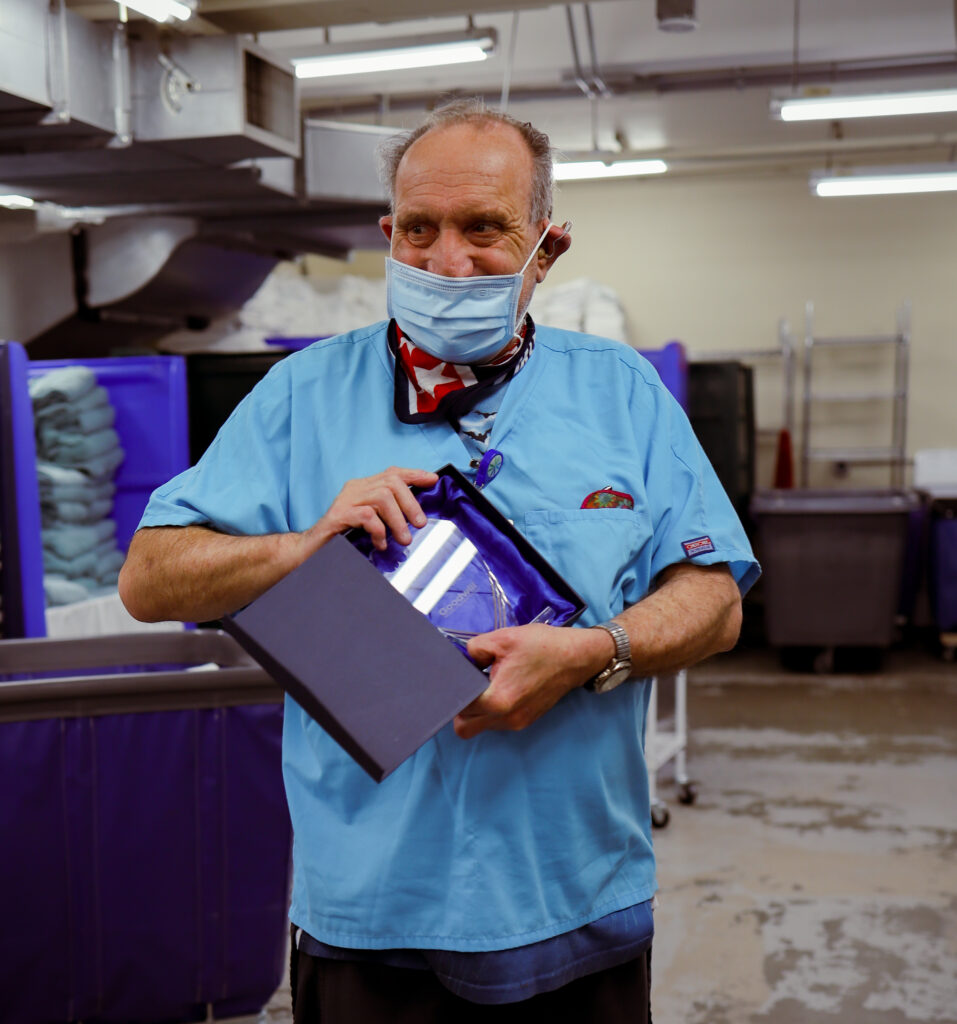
[29,366,127,606]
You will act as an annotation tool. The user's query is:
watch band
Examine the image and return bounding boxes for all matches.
[585,620,632,693]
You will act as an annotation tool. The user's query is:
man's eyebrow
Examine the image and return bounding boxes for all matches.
[394,209,434,225]
[396,207,510,226]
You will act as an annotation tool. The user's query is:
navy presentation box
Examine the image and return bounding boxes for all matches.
[223,466,585,781]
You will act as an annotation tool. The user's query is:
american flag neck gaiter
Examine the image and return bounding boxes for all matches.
[388,318,536,430]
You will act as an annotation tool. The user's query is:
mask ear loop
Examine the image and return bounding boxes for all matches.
[509,220,569,344]
[520,221,555,275]
[523,219,572,269]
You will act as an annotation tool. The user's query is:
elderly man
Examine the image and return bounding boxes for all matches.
[120,100,759,1022]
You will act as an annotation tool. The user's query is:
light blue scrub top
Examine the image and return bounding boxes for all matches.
[139,321,759,953]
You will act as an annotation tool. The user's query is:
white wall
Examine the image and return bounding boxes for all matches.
[543,174,957,486]
[318,174,957,488]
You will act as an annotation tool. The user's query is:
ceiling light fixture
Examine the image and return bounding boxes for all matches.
[774,88,957,122]
[114,0,193,22]
[0,194,36,210]
[553,159,668,181]
[810,166,957,197]
[293,27,496,80]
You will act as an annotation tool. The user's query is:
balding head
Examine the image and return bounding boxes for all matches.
[378,99,555,223]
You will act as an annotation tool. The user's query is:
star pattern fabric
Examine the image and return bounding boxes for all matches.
[397,337,479,417]
[389,321,534,428]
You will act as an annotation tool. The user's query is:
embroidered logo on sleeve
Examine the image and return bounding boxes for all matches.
[581,487,634,510]
[682,536,715,558]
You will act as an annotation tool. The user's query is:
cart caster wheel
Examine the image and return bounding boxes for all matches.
[813,648,835,674]
[678,781,697,805]
[651,802,670,829]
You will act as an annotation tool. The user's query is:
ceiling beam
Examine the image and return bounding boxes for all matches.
[69,0,621,33]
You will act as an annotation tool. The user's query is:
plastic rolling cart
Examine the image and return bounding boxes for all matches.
[751,488,918,668]
[0,630,290,1024]
[645,670,696,829]
[0,342,190,640]
[925,488,957,660]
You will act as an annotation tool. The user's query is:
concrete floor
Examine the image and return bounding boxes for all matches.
[250,645,957,1024]
[652,647,957,1024]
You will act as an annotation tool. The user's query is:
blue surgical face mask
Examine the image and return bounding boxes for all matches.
[385,221,554,364]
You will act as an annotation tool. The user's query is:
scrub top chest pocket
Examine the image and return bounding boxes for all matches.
[521,507,649,623]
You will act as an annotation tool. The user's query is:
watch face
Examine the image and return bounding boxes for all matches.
[595,663,631,693]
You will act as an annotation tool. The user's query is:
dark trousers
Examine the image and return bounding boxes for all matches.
[290,942,652,1024]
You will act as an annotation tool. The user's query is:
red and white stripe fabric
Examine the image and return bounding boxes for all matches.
[395,329,523,417]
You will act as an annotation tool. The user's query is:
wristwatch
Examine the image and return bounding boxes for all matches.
[585,620,632,694]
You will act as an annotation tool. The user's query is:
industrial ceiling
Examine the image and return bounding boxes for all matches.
[3,0,956,346]
[62,0,957,173]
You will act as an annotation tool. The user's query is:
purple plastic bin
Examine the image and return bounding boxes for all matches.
[27,355,189,551]
[928,494,957,631]
[0,342,46,637]
[638,340,688,410]
[264,335,331,351]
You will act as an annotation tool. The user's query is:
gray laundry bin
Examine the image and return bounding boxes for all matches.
[750,489,919,648]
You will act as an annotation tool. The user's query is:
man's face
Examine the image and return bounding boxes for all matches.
[381,121,550,325]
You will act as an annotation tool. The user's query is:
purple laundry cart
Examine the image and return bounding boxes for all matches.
[2,347,293,1023]
[0,631,290,1024]
[924,489,957,658]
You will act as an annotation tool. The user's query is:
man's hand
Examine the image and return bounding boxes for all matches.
[307,466,439,551]
[120,466,438,623]
[450,562,743,741]
[453,624,612,739]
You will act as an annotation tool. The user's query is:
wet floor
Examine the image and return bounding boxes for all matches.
[246,647,957,1024]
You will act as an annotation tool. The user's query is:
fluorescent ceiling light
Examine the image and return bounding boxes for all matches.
[553,159,668,181]
[294,29,496,80]
[775,88,957,122]
[811,168,957,197]
[114,0,193,21]
[0,194,35,210]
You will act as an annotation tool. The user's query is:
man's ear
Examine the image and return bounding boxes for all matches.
[379,215,394,243]
[535,221,572,279]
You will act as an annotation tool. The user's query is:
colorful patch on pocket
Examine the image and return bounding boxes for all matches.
[682,536,715,558]
[581,487,635,510]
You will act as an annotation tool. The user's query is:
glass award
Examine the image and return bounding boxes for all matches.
[349,467,585,663]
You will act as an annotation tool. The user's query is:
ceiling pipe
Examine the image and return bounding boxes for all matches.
[499,10,520,110]
[301,51,957,115]
[564,6,596,98]
[560,129,957,165]
[583,4,611,97]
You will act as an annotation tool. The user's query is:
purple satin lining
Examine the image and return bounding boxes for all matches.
[350,475,579,658]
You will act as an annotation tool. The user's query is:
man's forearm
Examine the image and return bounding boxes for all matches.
[119,524,313,623]
[119,467,440,624]
[615,562,742,678]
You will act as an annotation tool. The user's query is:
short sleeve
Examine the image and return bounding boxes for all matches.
[639,375,760,596]
[138,362,293,537]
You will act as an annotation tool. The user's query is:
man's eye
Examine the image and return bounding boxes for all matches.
[405,225,434,243]
[470,223,501,239]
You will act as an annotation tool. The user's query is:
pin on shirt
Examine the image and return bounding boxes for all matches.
[475,449,504,489]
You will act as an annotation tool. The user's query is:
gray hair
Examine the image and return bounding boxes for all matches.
[377,99,554,223]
